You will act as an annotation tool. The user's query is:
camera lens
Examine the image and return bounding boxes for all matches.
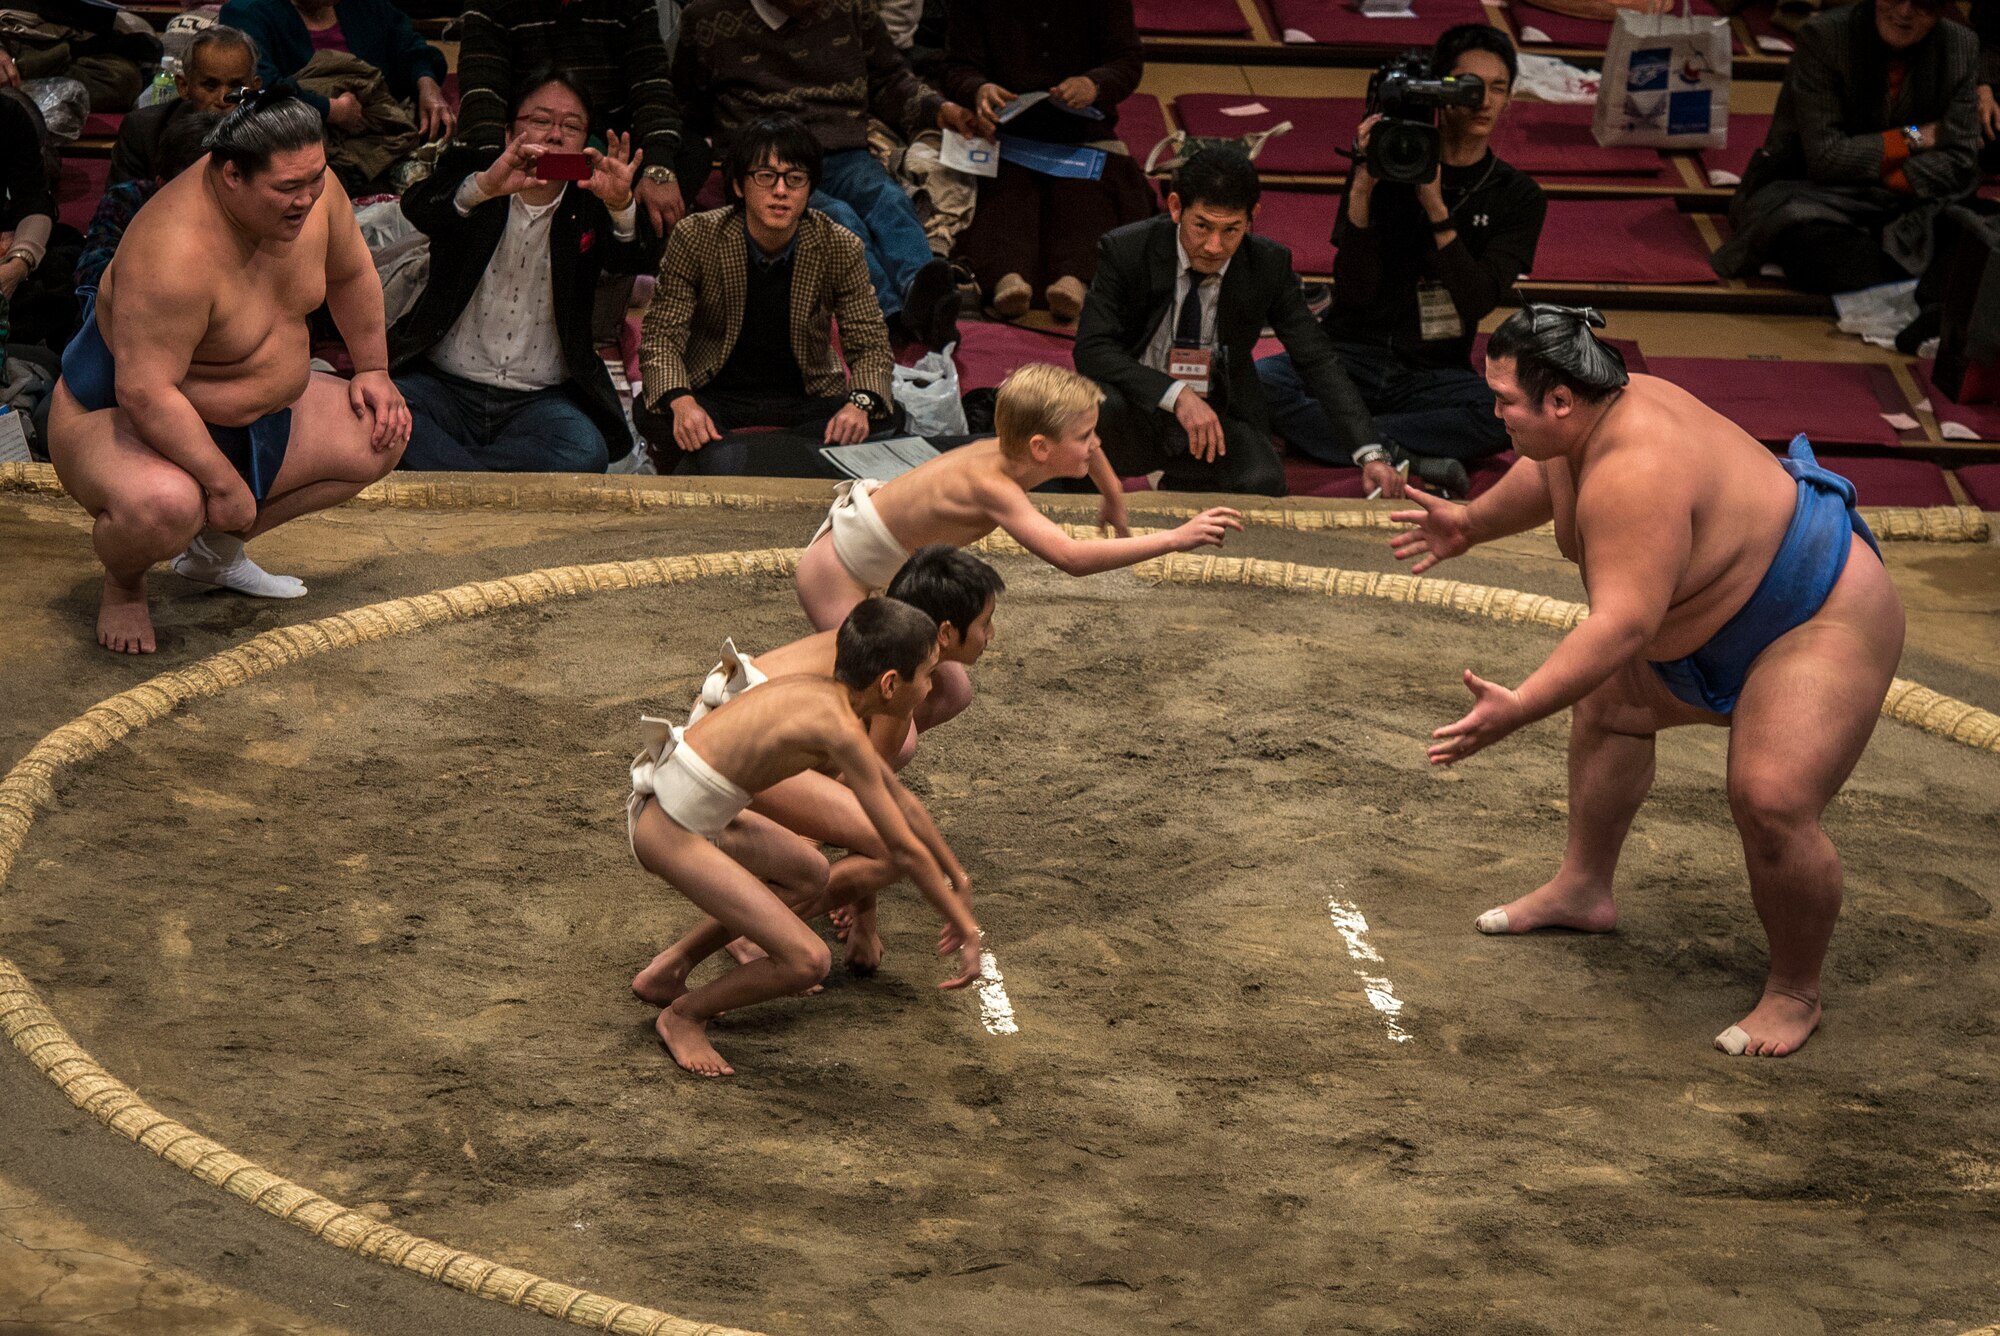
[1370,120,1439,184]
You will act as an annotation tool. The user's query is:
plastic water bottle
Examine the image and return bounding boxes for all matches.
[144,58,178,108]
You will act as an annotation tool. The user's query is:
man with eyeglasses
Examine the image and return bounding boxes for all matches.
[635,115,898,472]
[386,68,659,472]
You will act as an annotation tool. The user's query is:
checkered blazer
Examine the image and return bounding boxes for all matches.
[637,206,894,410]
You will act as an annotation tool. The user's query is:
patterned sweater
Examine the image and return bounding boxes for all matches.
[672,0,942,154]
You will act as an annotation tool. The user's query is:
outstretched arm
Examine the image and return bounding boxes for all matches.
[988,484,1239,576]
[1390,455,1552,573]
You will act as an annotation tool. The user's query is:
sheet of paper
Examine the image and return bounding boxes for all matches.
[995,90,1048,123]
[819,437,943,482]
[1755,34,1793,52]
[1940,421,1980,440]
[1219,101,1271,117]
[0,409,27,464]
[1518,24,1550,41]
[940,129,1000,178]
[1880,413,1920,431]
[998,136,1106,180]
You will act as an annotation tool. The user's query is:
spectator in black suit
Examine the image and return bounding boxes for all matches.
[1073,147,1377,497]
[389,69,659,472]
[109,27,260,187]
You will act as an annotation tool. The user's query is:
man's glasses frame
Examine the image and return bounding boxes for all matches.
[747,167,811,190]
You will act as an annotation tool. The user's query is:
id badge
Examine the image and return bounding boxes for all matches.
[1168,346,1212,396]
[1417,281,1463,342]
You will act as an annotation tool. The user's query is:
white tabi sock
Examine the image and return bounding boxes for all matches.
[170,530,307,599]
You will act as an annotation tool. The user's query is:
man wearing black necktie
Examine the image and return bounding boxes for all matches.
[1074,146,1379,496]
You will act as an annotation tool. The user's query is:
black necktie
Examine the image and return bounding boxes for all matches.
[1174,271,1212,346]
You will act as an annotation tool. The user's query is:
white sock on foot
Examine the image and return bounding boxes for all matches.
[1475,908,1509,935]
[170,530,307,599]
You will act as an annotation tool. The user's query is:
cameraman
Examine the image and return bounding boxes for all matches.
[1256,25,1545,498]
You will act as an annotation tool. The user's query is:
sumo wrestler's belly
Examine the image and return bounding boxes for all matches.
[179,322,315,428]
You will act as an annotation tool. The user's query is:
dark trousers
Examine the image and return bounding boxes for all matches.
[1257,340,1508,467]
[1095,383,1286,497]
[634,385,906,476]
[1773,219,1911,296]
[955,156,1153,297]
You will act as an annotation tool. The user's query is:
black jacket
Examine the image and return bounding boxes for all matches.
[1074,214,1374,453]
[389,148,659,454]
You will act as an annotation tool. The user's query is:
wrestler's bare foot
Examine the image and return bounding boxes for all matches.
[630,949,692,1006]
[1476,874,1617,935]
[725,937,768,966]
[1715,987,1821,1058]
[97,575,156,654]
[656,1002,733,1077]
[844,908,883,976]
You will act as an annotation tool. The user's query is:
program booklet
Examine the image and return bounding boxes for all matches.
[819,437,942,482]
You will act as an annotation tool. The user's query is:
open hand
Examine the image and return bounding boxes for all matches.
[349,370,411,451]
[586,131,640,209]
[1172,506,1243,551]
[1173,389,1224,462]
[1388,486,1471,574]
[1429,669,1526,765]
[474,127,547,197]
[974,82,1014,135]
[938,101,982,140]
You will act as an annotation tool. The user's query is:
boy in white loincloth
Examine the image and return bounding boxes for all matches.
[627,598,982,1077]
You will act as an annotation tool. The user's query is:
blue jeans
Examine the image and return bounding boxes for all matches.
[811,148,934,318]
[396,366,612,472]
[1256,342,1507,467]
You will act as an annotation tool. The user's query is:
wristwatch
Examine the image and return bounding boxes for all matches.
[848,389,881,417]
[1902,124,1926,151]
[641,165,676,186]
[1353,444,1392,468]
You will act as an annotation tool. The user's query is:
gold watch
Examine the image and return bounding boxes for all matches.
[641,165,676,186]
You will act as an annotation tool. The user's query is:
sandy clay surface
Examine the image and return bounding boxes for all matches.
[4,513,1999,1336]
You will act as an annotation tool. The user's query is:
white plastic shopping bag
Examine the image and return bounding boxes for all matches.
[1592,0,1731,151]
[891,343,968,437]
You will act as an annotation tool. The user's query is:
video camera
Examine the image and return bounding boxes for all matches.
[1362,50,1485,184]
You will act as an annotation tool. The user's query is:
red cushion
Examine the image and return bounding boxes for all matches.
[1134,0,1251,34]
[81,110,123,137]
[55,155,109,233]
[1255,190,1337,274]
[1271,0,1490,46]
[953,322,1078,391]
[1914,361,2000,442]
[1285,457,1369,497]
[1492,100,1664,177]
[1174,94,1360,175]
[1955,464,2000,511]
[1813,456,1954,508]
[1531,199,1719,284]
[1647,357,1915,448]
[1116,93,1173,167]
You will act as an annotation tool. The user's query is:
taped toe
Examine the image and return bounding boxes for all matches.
[1475,909,1509,935]
[1714,1025,1750,1056]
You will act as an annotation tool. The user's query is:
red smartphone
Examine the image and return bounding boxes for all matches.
[533,152,592,181]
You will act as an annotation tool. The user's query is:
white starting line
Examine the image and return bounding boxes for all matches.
[977,949,1018,1036]
[1326,896,1412,1044]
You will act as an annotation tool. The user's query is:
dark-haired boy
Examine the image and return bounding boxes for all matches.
[1391,305,1904,1061]
[635,114,899,474]
[1257,24,1546,499]
[628,598,984,1077]
[691,546,1004,971]
[1074,146,1377,496]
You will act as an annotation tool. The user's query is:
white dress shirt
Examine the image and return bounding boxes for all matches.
[1144,238,1232,411]
[430,178,637,392]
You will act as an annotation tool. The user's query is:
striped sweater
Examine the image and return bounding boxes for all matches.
[455,0,682,167]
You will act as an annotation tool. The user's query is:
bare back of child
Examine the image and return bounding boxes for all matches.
[795,363,1242,632]
[627,600,984,1077]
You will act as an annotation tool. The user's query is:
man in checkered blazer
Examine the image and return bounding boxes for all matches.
[636,115,899,474]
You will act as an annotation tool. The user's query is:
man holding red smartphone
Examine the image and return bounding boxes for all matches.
[386,68,659,471]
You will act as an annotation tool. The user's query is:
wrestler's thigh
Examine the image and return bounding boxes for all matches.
[266,372,399,492]
[1728,541,1904,814]
[715,808,827,893]
[47,384,204,520]
[1580,654,1727,737]
[751,771,886,857]
[633,803,816,949]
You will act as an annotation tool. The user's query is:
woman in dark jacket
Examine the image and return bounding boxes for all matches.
[939,0,1157,322]
[1712,0,1979,297]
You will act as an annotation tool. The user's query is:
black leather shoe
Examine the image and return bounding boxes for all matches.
[1409,455,1471,498]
